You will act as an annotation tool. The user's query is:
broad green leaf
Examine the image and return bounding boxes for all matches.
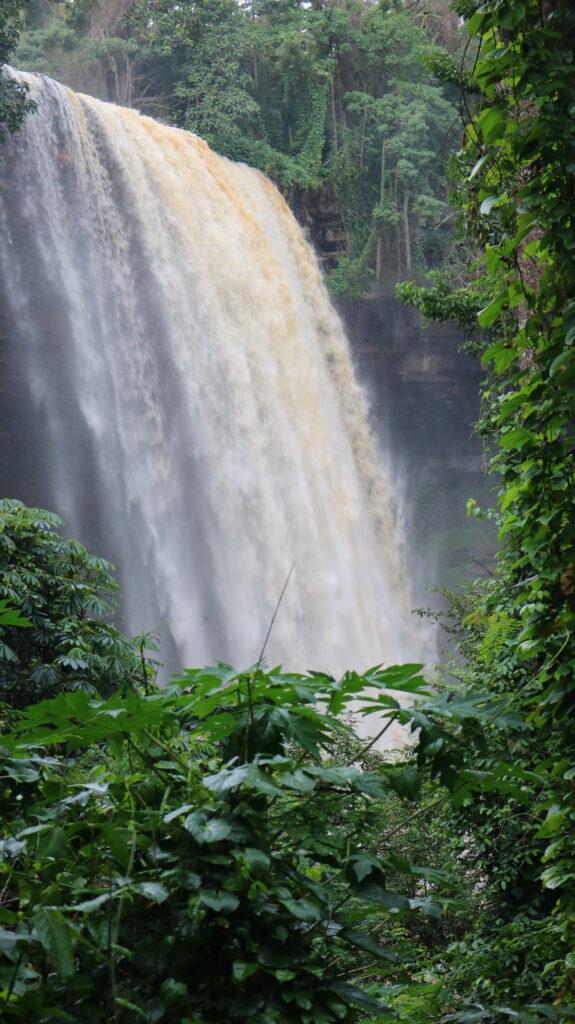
[199,890,240,913]
[281,769,316,793]
[477,107,506,144]
[2,757,40,783]
[366,663,425,689]
[163,803,193,823]
[408,896,442,918]
[469,153,489,180]
[352,772,388,798]
[356,881,410,912]
[133,881,168,903]
[274,969,297,982]
[0,640,18,662]
[114,999,149,1020]
[280,897,322,922]
[0,599,33,628]
[480,193,507,215]
[349,853,380,884]
[498,428,531,450]
[184,813,232,844]
[68,893,111,913]
[478,292,508,327]
[468,8,493,33]
[500,3,526,29]
[328,980,389,1013]
[342,929,400,962]
[389,765,420,799]
[549,349,572,376]
[232,960,259,982]
[34,908,74,979]
[242,847,271,871]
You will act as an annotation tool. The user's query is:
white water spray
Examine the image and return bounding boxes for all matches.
[0,71,422,678]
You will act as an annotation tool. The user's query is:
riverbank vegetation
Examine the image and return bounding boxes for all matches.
[1,0,575,1020]
[0,500,540,1022]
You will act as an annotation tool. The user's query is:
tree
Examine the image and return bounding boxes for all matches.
[0,500,157,708]
[398,0,575,1015]
[0,0,35,139]
[13,0,463,295]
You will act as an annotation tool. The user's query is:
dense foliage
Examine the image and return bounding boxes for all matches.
[0,501,568,1023]
[0,500,157,710]
[3,0,575,1020]
[14,0,463,294]
[399,0,575,1016]
[0,505,528,1022]
[0,0,35,138]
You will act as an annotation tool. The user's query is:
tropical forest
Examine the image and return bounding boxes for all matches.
[0,0,574,1021]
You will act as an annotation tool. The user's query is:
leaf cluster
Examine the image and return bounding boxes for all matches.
[0,505,535,1023]
[0,500,158,708]
[396,3,575,1011]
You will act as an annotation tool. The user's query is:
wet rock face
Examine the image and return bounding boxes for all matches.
[292,187,348,269]
[339,295,496,598]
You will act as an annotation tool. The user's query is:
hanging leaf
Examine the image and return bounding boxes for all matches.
[341,929,400,962]
[34,908,75,979]
[184,813,232,844]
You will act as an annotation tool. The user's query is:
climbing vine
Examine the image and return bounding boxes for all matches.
[399,0,575,1014]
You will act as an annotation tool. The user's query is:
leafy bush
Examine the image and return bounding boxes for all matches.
[0,661,443,1021]
[0,500,156,708]
[0,506,528,1021]
[0,0,35,140]
[396,0,575,1014]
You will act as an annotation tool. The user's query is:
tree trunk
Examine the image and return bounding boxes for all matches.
[359,104,368,170]
[403,190,411,274]
[125,56,133,107]
[375,138,385,283]
[394,167,400,277]
[330,77,338,154]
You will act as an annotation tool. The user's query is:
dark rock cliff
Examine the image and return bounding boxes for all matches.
[339,294,496,606]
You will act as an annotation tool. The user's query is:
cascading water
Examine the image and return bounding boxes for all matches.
[0,70,422,677]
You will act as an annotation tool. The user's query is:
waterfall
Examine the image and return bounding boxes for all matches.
[0,70,421,677]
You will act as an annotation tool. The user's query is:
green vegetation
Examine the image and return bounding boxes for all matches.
[14,0,463,296]
[0,500,533,1022]
[2,0,575,1020]
[0,0,35,138]
[398,0,575,1015]
[0,501,158,710]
